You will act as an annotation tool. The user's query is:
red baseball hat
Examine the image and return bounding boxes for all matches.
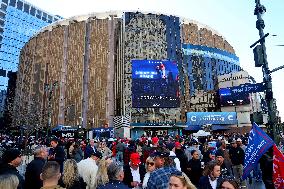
[152,137,159,144]
[130,152,141,166]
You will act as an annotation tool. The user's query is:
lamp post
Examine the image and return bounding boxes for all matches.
[251,0,276,140]
[45,81,58,138]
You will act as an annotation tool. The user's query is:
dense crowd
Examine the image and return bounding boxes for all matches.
[0,132,283,189]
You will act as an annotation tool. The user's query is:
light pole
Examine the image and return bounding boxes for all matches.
[251,0,276,140]
[45,81,58,138]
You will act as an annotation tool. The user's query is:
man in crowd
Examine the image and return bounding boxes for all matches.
[199,161,222,189]
[123,152,146,188]
[147,147,179,189]
[25,145,49,189]
[49,138,66,173]
[77,151,102,189]
[215,150,233,177]
[40,161,65,189]
[84,139,97,159]
[229,139,245,187]
[0,148,24,189]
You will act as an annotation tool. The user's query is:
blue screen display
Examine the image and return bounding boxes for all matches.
[186,112,238,125]
[132,60,180,108]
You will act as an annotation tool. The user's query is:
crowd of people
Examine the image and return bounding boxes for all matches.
[0,131,283,189]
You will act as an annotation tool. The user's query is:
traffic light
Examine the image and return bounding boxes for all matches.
[253,45,264,67]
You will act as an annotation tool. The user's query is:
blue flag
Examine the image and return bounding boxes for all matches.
[242,122,274,180]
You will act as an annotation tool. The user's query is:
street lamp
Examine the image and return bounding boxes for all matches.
[45,81,58,138]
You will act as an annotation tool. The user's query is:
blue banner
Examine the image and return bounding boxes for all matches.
[186,112,237,125]
[242,123,274,180]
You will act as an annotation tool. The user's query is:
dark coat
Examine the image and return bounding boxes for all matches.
[24,157,46,189]
[97,180,130,189]
[49,145,66,172]
[123,164,146,188]
[0,163,24,189]
[188,158,202,187]
[84,145,96,159]
[198,176,223,189]
[59,177,86,189]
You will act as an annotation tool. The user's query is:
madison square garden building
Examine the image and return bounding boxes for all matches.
[14,11,244,136]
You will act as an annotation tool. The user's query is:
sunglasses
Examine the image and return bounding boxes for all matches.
[146,162,155,166]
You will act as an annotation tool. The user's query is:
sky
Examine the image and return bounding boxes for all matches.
[25,0,284,119]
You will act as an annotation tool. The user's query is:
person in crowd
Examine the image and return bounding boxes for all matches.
[142,156,156,189]
[259,148,274,189]
[216,140,231,166]
[97,161,130,189]
[236,138,246,152]
[188,150,202,187]
[70,144,84,163]
[40,161,65,189]
[169,171,197,189]
[185,141,202,161]
[168,142,181,171]
[218,178,239,189]
[98,141,112,158]
[77,151,102,189]
[198,161,222,189]
[84,139,97,159]
[68,141,75,159]
[174,141,189,175]
[123,152,146,188]
[116,139,126,162]
[0,148,24,189]
[49,138,66,173]
[94,159,110,188]
[147,147,179,189]
[60,159,86,189]
[228,140,245,187]
[124,139,137,165]
[215,151,232,178]
[0,174,19,189]
[25,145,48,189]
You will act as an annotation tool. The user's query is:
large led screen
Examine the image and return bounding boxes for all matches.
[219,88,251,107]
[132,60,180,108]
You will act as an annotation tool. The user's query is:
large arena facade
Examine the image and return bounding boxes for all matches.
[14,11,242,134]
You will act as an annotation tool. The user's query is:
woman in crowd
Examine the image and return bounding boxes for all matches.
[97,141,112,158]
[70,143,84,163]
[169,172,197,189]
[0,174,19,189]
[60,159,86,189]
[142,156,156,189]
[219,179,239,189]
[94,159,109,188]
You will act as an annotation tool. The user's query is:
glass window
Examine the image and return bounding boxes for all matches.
[0,27,3,33]
[23,3,30,14]
[17,1,23,10]
[48,15,52,20]
[2,0,8,4]
[0,19,4,26]
[0,11,5,19]
[36,9,42,19]
[30,7,35,16]
[9,0,16,7]
[0,3,7,12]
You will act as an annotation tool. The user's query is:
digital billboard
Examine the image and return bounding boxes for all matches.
[132,60,180,108]
[186,112,237,125]
[219,88,250,107]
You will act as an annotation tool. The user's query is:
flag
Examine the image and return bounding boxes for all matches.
[273,144,284,189]
[242,122,274,180]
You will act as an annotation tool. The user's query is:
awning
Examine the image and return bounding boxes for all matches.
[184,125,202,131]
[211,125,230,131]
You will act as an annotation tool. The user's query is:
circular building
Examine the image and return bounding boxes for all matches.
[14,11,241,136]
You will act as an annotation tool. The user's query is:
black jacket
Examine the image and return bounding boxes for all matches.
[84,145,96,159]
[0,163,24,189]
[229,146,245,165]
[50,145,66,172]
[198,176,222,189]
[188,159,202,187]
[59,177,86,189]
[24,157,46,189]
[123,164,146,188]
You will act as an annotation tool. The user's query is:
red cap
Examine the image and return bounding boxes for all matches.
[152,137,159,144]
[175,142,181,148]
[130,153,141,166]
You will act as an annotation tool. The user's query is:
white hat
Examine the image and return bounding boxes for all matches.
[237,138,242,142]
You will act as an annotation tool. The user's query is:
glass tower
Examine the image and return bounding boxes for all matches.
[0,0,62,115]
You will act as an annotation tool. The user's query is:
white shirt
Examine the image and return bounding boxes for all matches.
[208,176,217,189]
[170,151,181,171]
[130,166,141,189]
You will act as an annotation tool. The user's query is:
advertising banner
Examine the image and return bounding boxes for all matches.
[132,60,180,108]
[186,112,237,125]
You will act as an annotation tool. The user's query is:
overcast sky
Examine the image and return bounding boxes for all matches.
[25,0,284,119]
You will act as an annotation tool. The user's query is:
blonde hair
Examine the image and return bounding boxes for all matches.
[145,156,155,171]
[170,172,197,189]
[62,159,79,188]
[94,159,109,188]
[0,174,19,189]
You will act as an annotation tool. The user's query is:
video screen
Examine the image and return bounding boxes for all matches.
[219,88,250,107]
[132,60,180,108]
